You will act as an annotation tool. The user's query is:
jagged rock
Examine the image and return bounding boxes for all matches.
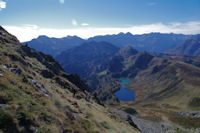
[41,70,54,78]
[0,104,8,108]
[127,115,140,131]
[28,78,50,97]
[9,68,22,74]
[64,74,90,92]
[1,64,8,70]
[1,65,22,74]
[177,111,200,118]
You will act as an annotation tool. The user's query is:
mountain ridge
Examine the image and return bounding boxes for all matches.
[25,32,194,57]
[167,34,200,56]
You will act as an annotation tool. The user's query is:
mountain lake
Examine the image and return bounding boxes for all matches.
[115,78,135,101]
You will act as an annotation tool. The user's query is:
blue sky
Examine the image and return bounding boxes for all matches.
[0,0,200,41]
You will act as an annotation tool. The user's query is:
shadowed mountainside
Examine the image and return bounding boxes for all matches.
[167,34,200,56]
[55,41,119,78]
[26,35,84,57]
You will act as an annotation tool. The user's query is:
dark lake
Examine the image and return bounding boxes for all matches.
[115,78,135,101]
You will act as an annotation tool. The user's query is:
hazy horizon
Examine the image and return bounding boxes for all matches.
[1,0,200,41]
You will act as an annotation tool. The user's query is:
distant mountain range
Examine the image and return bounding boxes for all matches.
[167,34,200,56]
[26,35,84,57]
[26,32,193,57]
[88,32,192,53]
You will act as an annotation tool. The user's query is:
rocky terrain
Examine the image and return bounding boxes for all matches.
[0,26,139,133]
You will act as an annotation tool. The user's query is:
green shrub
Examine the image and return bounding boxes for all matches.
[17,110,36,129]
[37,126,53,133]
[22,74,28,83]
[80,119,94,131]
[123,107,137,115]
[54,100,62,109]
[39,112,57,124]
[0,109,17,133]
[189,97,200,107]
[100,121,111,129]
[0,92,12,104]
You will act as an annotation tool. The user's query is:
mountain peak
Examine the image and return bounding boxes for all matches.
[117,32,133,37]
[64,35,79,39]
[119,45,138,57]
[125,32,133,36]
[37,35,49,39]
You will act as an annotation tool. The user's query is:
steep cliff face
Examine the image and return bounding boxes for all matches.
[0,26,139,133]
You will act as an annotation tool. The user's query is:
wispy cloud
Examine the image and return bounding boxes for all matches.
[81,23,89,26]
[3,21,200,42]
[72,19,78,26]
[59,0,65,4]
[148,2,156,6]
[0,0,6,11]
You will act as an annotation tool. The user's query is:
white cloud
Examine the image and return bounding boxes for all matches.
[3,21,200,42]
[0,0,6,11]
[72,19,77,26]
[81,23,89,26]
[59,0,65,4]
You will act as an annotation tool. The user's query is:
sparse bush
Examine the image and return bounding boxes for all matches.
[100,121,111,129]
[17,110,36,130]
[0,109,17,133]
[0,92,12,104]
[38,126,53,133]
[39,112,57,124]
[80,119,94,131]
[54,100,62,109]
[189,97,200,107]
[22,74,28,83]
[123,107,137,115]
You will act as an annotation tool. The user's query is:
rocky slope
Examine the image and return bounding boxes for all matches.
[167,34,200,56]
[0,26,139,133]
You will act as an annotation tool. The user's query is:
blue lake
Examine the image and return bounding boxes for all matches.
[115,78,135,101]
